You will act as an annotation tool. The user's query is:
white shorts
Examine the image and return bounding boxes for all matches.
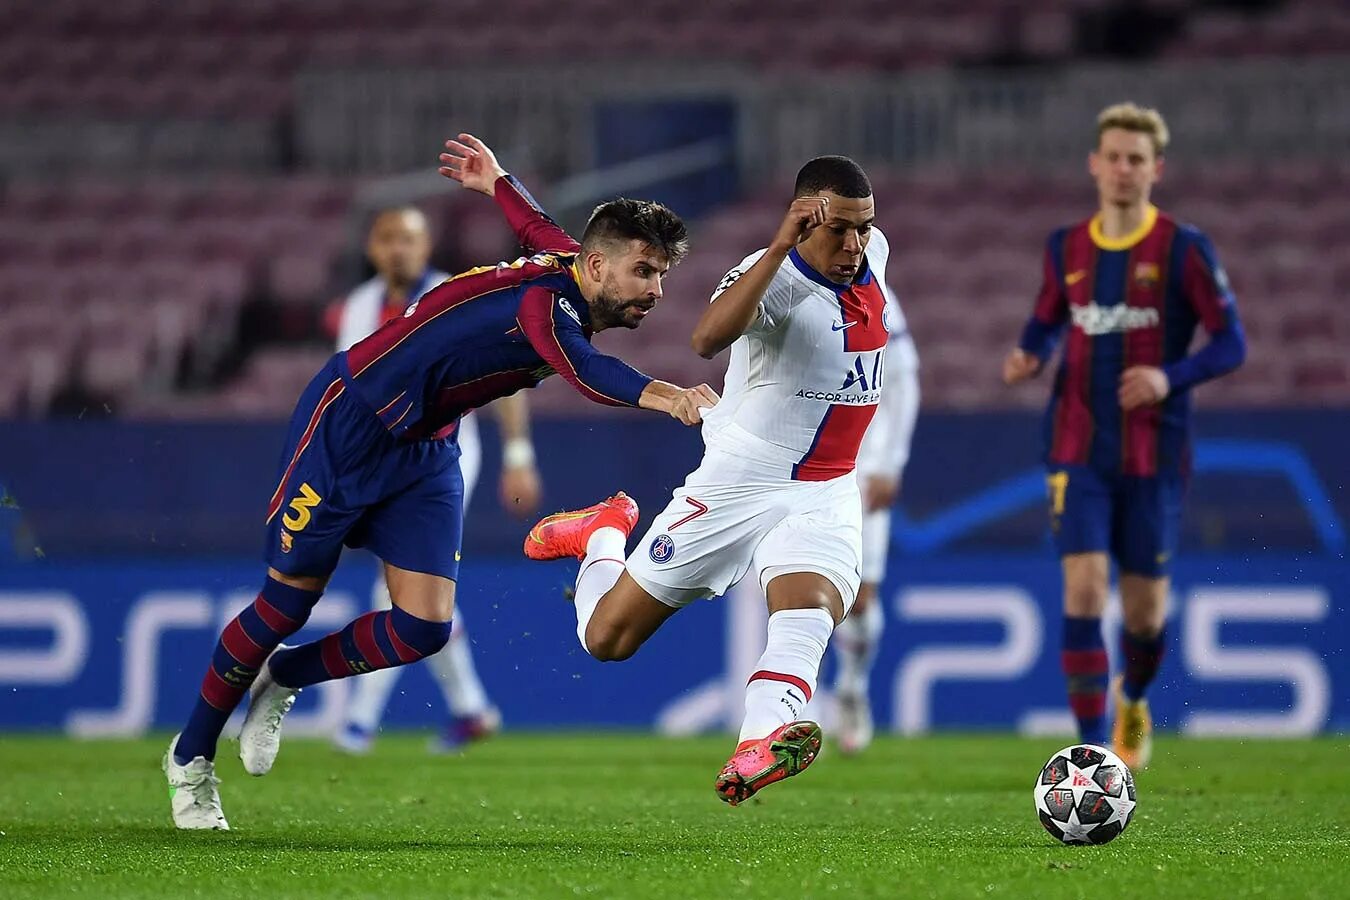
[860,507,891,584]
[626,449,862,612]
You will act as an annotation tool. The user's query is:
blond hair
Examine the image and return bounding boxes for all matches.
[1096,102,1169,156]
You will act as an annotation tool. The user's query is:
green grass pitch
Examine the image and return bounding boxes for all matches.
[1,733,1346,899]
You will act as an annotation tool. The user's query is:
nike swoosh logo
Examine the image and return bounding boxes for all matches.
[1066,270,1088,286]
[831,321,856,332]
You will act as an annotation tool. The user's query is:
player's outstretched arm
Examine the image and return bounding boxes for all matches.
[438,133,507,195]
[638,381,720,426]
[691,196,828,358]
[518,286,655,408]
[490,393,541,517]
[439,133,579,253]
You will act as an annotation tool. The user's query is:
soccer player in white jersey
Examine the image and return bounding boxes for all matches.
[332,206,542,754]
[526,157,892,804]
[833,288,919,754]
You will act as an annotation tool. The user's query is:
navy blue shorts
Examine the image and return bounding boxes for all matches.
[1046,464,1184,578]
[263,360,463,580]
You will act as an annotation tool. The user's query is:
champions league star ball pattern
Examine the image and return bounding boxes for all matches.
[1034,744,1137,845]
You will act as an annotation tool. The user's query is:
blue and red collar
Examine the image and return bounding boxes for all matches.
[788,247,873,290]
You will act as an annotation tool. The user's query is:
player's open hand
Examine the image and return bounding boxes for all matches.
[1002,348,1042,385]
[438,133,507,196]
[769,196,829,253]
[1119,365,1169,410]
[671,383,720,426]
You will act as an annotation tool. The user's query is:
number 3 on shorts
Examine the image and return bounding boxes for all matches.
[1046,470,1069,520]
[282,482,323,531]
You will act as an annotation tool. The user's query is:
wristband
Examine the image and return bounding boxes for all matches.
[503,438,536,469]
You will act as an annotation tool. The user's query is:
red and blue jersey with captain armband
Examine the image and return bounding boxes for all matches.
[337,176,654,441]
[1019,205,1246,477]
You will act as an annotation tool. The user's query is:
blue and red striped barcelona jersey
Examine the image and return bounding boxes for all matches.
[1020,205,1245,477]
[337,177,653,442]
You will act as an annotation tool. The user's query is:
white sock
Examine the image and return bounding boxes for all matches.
[345,668,400,732]
[426,607,489,717]
[573,527,627,654]
[738,608,834,743]
[833,597,884,698]
[343,573,401,732]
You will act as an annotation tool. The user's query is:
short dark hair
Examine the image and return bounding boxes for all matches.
[793,156,872,199]
[365,205,427,235]
[581,198,689,265]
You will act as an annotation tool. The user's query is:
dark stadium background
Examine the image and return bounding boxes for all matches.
[1,0,1346,739]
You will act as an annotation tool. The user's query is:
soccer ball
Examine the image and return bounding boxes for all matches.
[1034,744,1136,845]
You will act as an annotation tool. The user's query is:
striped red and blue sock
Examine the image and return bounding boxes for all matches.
[1120,626,1166,702]
[174,577,320,764]
[267,605,452,690]
[1061,615,1108,744]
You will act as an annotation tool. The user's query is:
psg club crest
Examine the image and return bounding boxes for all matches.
[649,534,675,564]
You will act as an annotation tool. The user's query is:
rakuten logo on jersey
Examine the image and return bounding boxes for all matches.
[1071,303,1160,336]
[795,352,883,405]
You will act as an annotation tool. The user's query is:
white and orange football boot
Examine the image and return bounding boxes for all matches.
[714,720,823,806]
[523,492,640,561]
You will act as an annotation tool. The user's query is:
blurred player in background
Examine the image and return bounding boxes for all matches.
[1003,103,1246,770]
[832,289,919,755]
[162,133,717,830]
[527,157,894,805]
[331,206,543,755]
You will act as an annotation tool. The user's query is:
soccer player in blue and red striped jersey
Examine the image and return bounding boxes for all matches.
[1003,103,1246,771]
[162,134,719,830]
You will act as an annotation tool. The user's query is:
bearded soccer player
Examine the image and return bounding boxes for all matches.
[1002,103,1246,770]
[162,134,717,830]
[526,157,895,804]
[332,206,542,755]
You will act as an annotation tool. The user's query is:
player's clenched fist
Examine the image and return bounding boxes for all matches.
[769,196,830,254]
[438,133,508,196]
[670,383,721,426]
[1118,365,1169,410]
[1002,347,1042,385]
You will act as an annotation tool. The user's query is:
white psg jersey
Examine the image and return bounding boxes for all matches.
[856,282,920,478]
[701,228,894,481]
[335,269,449,353]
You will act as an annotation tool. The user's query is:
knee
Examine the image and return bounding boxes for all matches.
[852,583,877,615]
[1121,605,1163,638]
[390,606,453,659]
[1063,578,1109,616]
[1120,576,1167,636]
[779,590,844,626]
[583,620,637,662]
[267,567,329,596]
[765,572,846,624]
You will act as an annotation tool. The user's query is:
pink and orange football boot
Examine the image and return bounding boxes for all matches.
[714,720,823,806]
[523,492,640,561]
